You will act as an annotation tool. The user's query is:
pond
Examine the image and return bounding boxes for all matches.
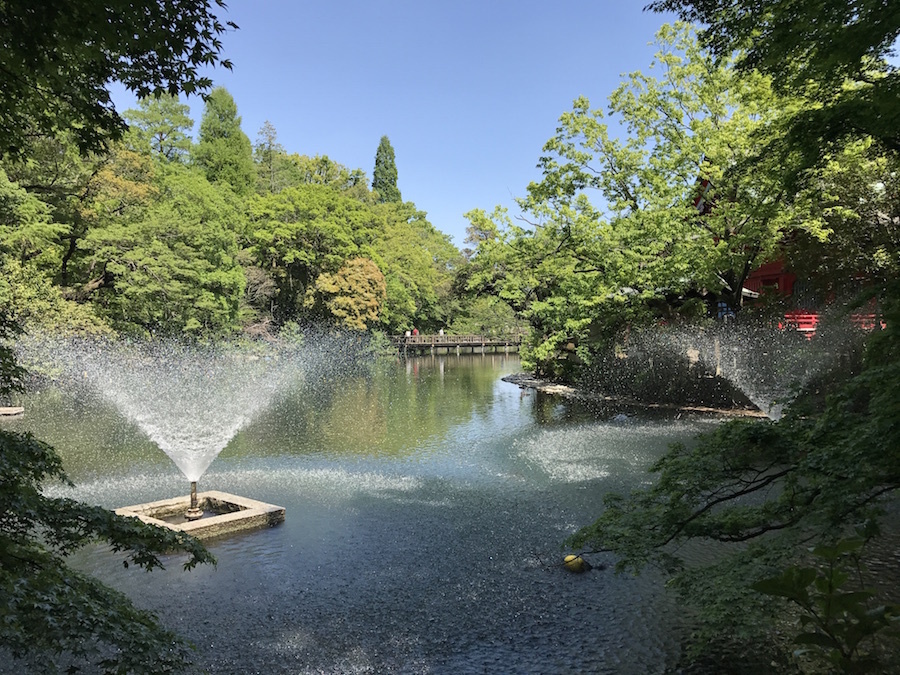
[7,352,723,673]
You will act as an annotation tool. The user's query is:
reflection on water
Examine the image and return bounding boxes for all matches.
[6,352,721,673]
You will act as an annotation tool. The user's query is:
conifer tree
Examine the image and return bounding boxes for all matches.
[124,94,193,162]
[372,135,401,203]
[193,87,255,195]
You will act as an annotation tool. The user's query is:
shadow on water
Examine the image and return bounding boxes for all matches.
[7,349,720,673]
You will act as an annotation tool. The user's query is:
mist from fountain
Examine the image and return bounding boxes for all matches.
[648,319,864,419]
[18,333,367,484]
[72,341,297,481]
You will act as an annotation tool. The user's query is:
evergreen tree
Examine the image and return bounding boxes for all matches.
[372,135,401,203]
[193,87,255,196]
[253,120,288,194]
[124,94,193,162]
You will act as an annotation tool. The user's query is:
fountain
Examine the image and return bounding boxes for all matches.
[645,320,863,419]
[38,338,297,536]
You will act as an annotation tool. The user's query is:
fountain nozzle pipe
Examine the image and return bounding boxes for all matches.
[185,480,203,521]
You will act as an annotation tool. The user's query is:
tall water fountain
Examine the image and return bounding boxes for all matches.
[29,338,307,533]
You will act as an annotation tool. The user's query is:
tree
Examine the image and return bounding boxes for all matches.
[193,87,255,196]
[786,139,900,298]
[80,162,245,334]
[283,154,370,200]
[469,24,816,376]
[124,95,194,163]
[648,0,900,167]
[0,0,235,156]
[372,135,401,203]
[372,202,462,332]
[248,184,378,321]
[254,120,286,193]
[311,257,387,330]
[0,167,63,266]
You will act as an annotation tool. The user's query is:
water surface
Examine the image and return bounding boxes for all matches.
[9,353,720,673]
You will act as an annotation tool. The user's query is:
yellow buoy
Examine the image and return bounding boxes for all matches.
[563,554,587,573]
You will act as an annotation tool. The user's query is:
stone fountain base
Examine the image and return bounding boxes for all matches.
[115,490,285,539]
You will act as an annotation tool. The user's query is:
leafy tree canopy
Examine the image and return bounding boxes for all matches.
[0,0,236,156]
[467,24,823,376]
[81,161,245,334]
[648,0,900,167]
[312,256,387,330]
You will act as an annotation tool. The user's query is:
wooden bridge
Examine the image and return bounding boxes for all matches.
[390,333,522,355]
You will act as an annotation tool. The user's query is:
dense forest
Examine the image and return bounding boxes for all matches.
[2,0,900,672]
[0,89,468,337]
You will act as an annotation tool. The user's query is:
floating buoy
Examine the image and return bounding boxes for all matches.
[563,554,591,573]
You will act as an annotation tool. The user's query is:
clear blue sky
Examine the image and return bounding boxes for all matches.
[113,1,676,247]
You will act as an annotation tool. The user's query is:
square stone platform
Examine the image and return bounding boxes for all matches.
[115,490,285,539]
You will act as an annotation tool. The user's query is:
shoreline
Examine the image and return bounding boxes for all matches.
[502,373,770,419]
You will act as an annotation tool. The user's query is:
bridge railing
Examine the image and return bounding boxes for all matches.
[390,333,522,345]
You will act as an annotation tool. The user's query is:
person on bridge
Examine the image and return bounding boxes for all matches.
[412,327,419,336]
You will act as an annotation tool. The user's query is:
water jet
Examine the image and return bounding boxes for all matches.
[29,338,298,537]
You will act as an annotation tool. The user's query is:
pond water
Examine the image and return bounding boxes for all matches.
[7,353,724,674]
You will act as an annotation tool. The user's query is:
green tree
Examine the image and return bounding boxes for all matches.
[0,0,235,156]
[787,138,900,296]
[124,94,194,162]
[648,0,900,167]
[469,24,816,376]
[193,87,255,196]
[254,120,287,193]
[372,135,401,203]
[248,184,378,321]
[283,154,370,200]
[0,167,63,266]
[373,202,462,332]
[449,296,526,337]
[1,131,108,286]
[80,162,245,334]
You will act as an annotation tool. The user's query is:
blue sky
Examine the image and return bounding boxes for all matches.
[113,1,676,247]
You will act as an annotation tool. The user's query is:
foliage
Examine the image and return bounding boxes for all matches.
[0,0,235,156]
[0,428,216,674]
[193,87,255,196]
[448,296,526,337]
[373,202,462,332]
[254,120,287,193]
[568,280,900,668]
[372,135,401,204]
[648,0,900,167]
[754,537,900,673]
[0,166,64,267]
[466,25,815,376]
[248,183,378,321]
[0,258,112,337]
[283,154,370,200]
[81,162,245,334]
[124,95,194,163]
[312,257,387,330]
[786,139,900,295]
